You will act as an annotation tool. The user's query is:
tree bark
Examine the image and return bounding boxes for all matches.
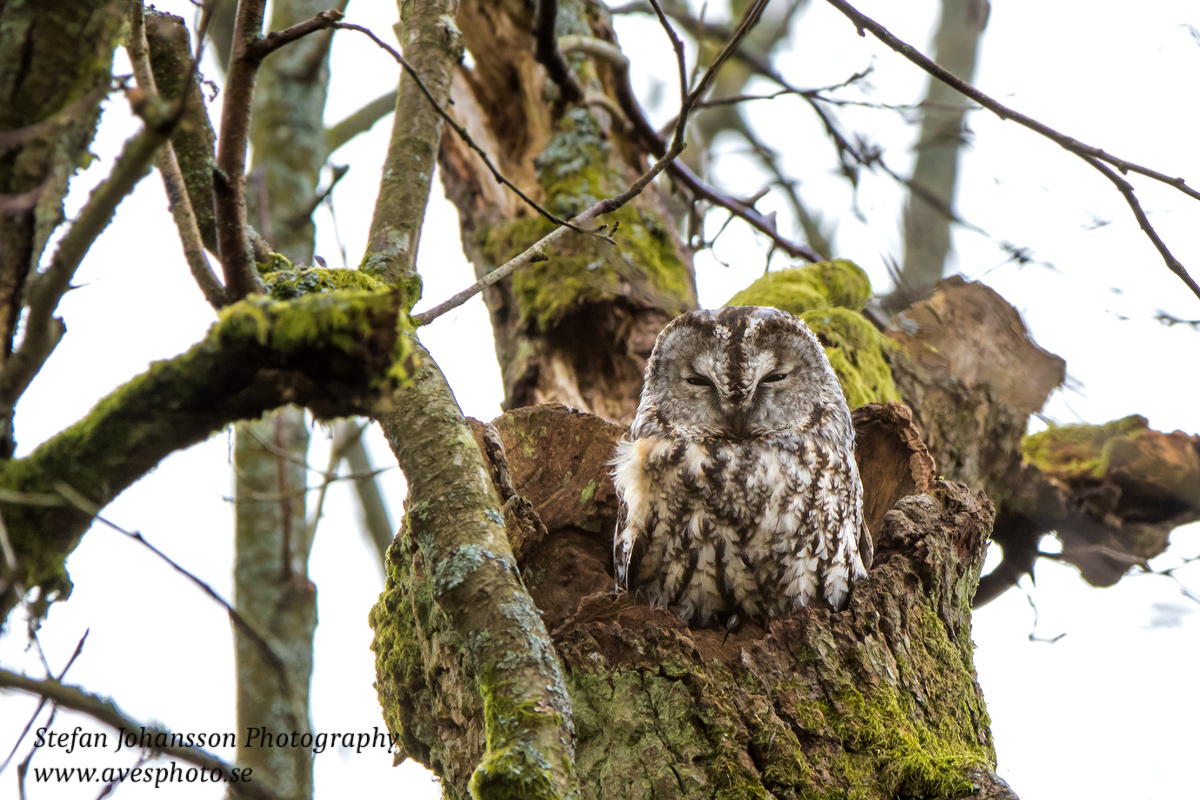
[231,1,338,793]
[0,0,127,455]
[440,0,696,423]
[372,402,1018,799]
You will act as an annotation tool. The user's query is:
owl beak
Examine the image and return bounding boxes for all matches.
[727,407,750,439]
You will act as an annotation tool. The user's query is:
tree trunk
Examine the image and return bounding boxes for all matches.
[439,0,697,422]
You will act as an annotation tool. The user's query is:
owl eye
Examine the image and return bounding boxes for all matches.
[761,372,789,383]
[685,376,714,387]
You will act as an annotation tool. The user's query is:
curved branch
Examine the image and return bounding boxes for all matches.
[824,0,1200,302]
[0,290,406,623]
[0,669,284,800]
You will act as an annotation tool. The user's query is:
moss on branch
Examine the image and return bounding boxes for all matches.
[370,346,578,800]
[0,289,410,622]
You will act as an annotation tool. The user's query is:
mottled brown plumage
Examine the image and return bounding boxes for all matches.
[612,307,871,627]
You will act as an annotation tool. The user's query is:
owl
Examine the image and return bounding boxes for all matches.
[612,306,872,628]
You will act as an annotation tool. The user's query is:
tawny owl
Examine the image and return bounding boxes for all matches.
[612,306,872,628]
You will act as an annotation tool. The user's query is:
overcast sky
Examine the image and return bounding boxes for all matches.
[1,1,1197,798]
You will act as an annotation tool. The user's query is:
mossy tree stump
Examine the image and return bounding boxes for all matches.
[372,403,1017,800]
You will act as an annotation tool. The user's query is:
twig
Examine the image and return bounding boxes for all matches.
[0,629,88,774]
[646,0,688,133]
[533,0,583,104]
[0,100,175,422]
[0,670,284,800]
[287,164,348,231]
[334,22,599,241]
[245,8,344,60]
[228,468,393,503]
[824,0,1200,302]
[416,0,774,324]
[51,482,301,732]
[128,3,227,309]
[570,23,824,261]
[213,0,268,300]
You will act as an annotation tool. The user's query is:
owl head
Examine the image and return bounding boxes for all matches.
[631,306,848,439]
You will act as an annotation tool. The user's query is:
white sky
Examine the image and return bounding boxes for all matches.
[1,1,1198,798]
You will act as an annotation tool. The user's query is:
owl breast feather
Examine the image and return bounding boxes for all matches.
[613,430,868,627]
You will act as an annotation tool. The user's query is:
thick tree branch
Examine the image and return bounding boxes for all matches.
[144,9,222,256]
[824,0,1200,302]
[354,3,464,285]
[0,670,283,800]
[370,345,577,798]
[0,290,406,624]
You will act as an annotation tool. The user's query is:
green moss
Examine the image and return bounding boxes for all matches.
[579,479,596,504]
[823,685,984,799]
[467,105,693,332]
[255,250,294,275]
[1021,415,1149,480]
[480,205,692,332]
[262,265,388,299]
[803,308,900,408]
[535,108,614,218]
[470,668,564,800]
[728,260,871,312]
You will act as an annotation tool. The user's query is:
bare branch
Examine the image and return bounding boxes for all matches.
[53,483,294,701]
[646,0,688,135]
[246,8,344,61]
[568,23,824,261]
[824,0,1200,302]
[0,670,284,800]
[336,22,597,242]
[0,629,88,775]
[214,0,268,300]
